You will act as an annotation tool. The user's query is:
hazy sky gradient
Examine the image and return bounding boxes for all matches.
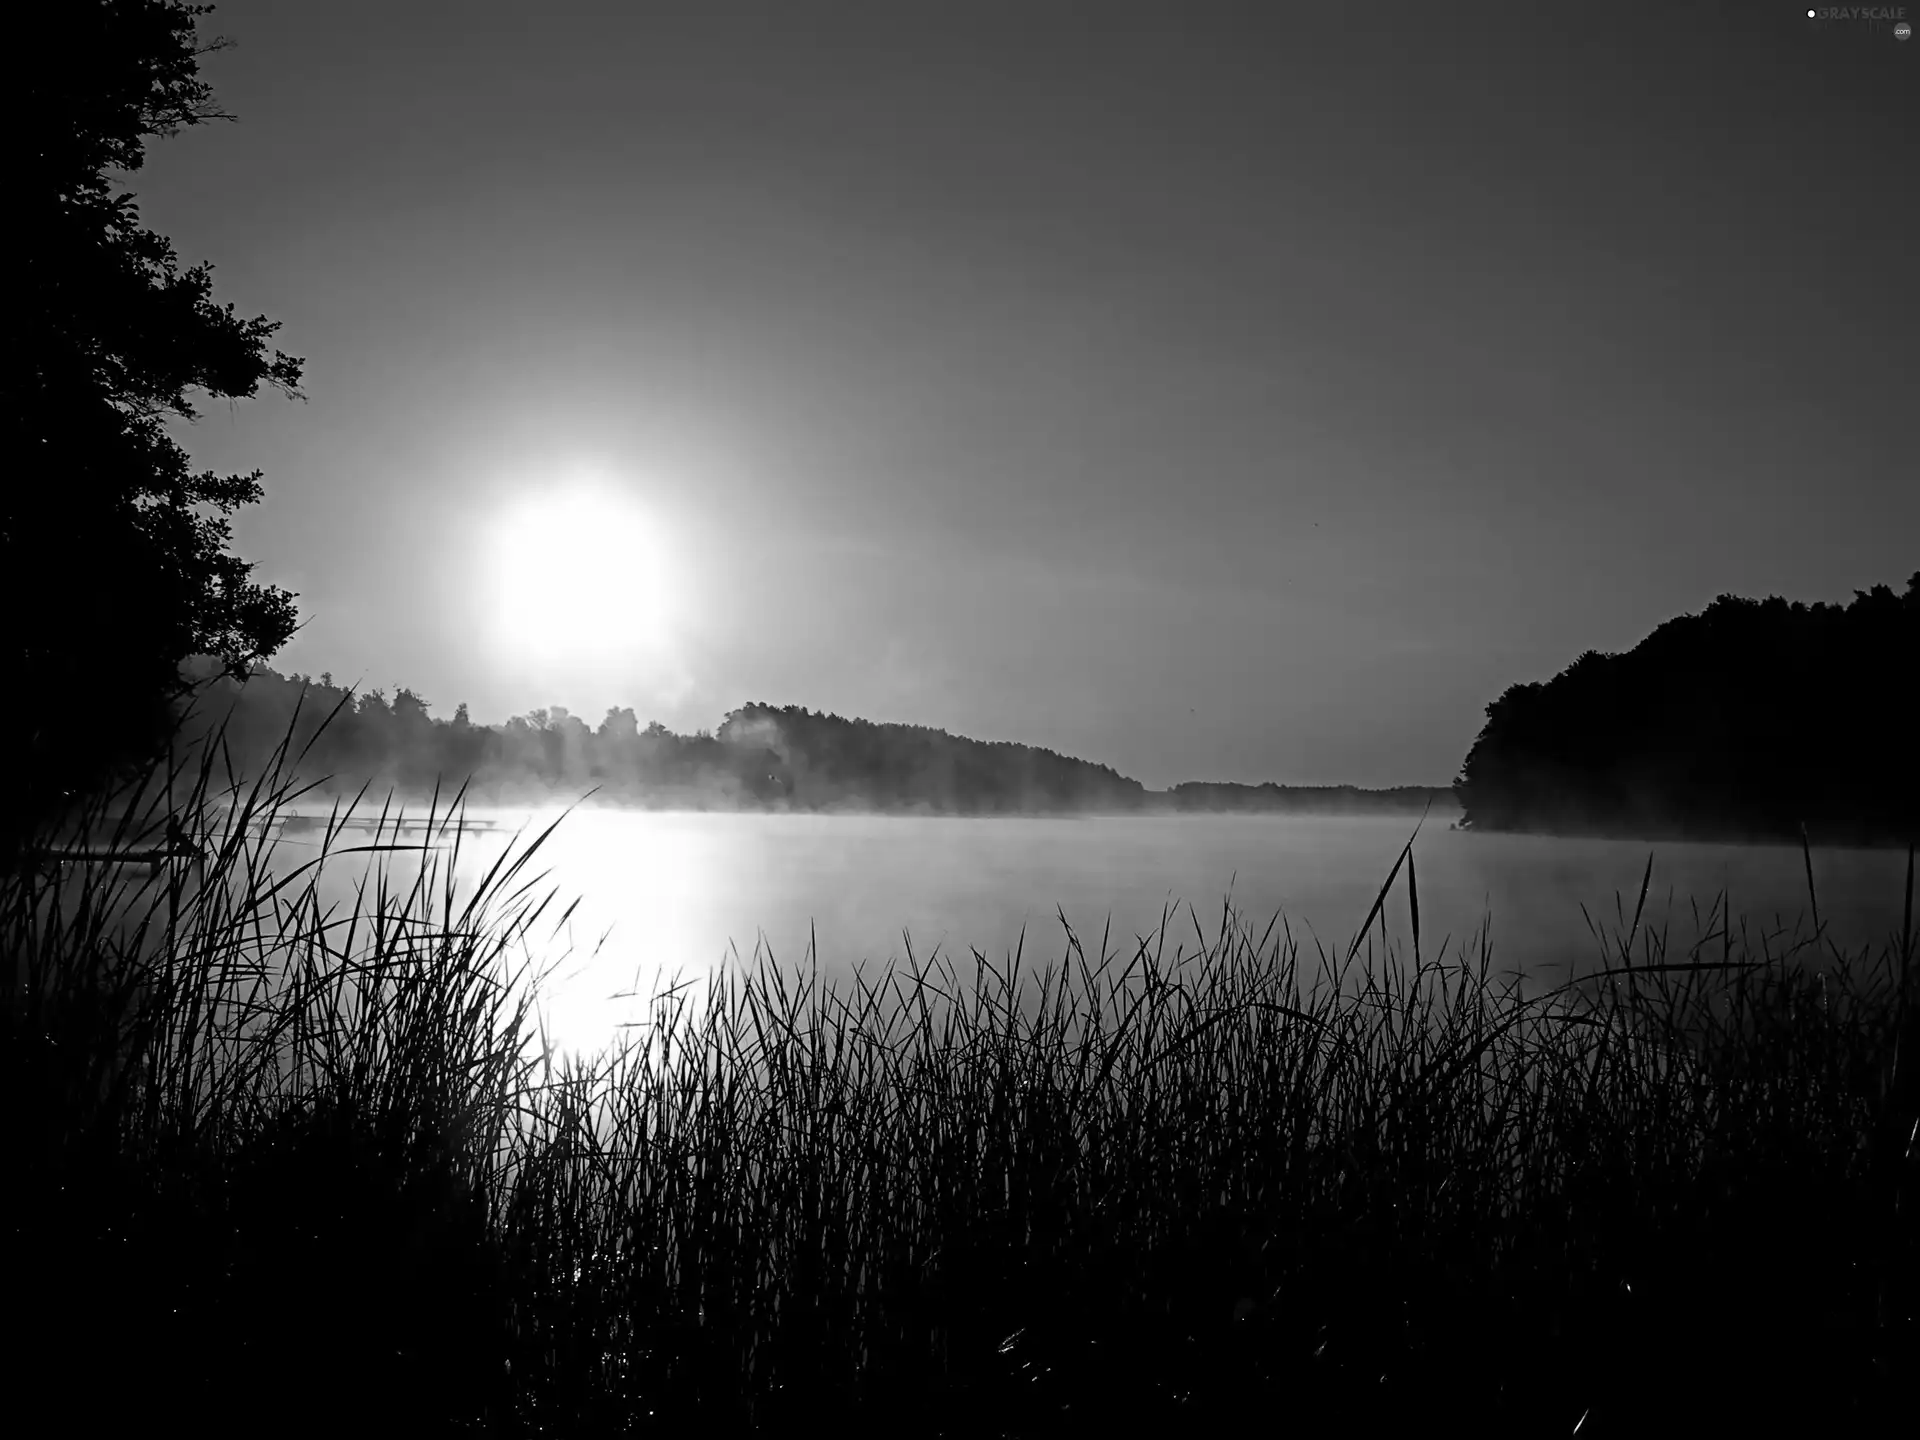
[140,1,1917,788]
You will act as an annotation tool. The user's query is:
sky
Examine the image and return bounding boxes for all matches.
[138,1,1918,790]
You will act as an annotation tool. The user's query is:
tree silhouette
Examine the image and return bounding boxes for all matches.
[180,667,1449,815]
[7,2,301,856]
[1455,571,1920,845]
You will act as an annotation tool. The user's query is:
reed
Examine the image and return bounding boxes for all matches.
[3,706,1913,1435]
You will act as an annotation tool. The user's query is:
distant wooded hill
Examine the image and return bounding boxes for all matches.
[172,668,1444,816]
[1454,570,1920,847]
[1156,782,1457,815]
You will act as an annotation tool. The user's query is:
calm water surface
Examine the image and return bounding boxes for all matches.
[274,808,1912,1060]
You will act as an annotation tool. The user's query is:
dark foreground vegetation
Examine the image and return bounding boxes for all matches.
[1455,571,1920,847]
[181,661,1448,816]
[7,719,1916,1437]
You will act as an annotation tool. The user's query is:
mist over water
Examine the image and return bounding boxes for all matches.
[274,808,1911,1061]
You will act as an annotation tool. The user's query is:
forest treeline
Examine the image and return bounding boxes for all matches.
[174,569,1918,835]
[1454,571,1920,846]
[177,663,796,808]
[172,665,1444,815]
[1162,782,1456,815]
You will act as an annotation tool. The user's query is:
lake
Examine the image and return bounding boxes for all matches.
[269,807,1914,1060]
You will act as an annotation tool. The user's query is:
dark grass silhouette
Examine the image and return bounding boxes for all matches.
[5,705,1916,1436]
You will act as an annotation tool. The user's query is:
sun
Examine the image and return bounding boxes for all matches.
[483,476,682,685]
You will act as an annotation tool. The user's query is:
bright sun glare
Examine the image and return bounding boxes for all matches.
[485,477,681,682]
